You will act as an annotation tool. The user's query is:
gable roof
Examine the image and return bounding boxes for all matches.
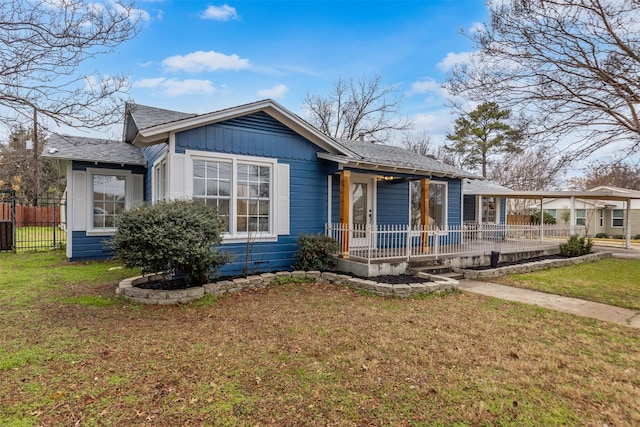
[41,134,146,166]
[319,139,481,179]
[124,99,357,157]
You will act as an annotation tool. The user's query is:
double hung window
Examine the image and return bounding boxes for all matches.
[612,209,624,227]
[192,155,274,238]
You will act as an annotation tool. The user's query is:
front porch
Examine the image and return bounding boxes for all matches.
[326,223,583,275]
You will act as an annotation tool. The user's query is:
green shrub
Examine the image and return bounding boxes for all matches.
[293,234,340,271]
[612,234,624,240]
[634,234,640,240]
[595,233,608,238]
[559,235,593,257]
[111,201,230,285]
[532,210,556,224]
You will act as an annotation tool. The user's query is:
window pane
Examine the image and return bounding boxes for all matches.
[194,179,205,196]
[219,181,230,197]
[193,161,205,178]
[429,183,446,228]
[93,175,125,229]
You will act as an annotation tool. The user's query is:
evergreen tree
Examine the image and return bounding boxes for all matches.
[445,102,522,177]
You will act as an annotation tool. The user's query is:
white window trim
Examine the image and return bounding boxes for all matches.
[429,180,448,229]
[185,150,278,243]
[611,209,624,228]
[86,168,133,236]
[152,154,168,203]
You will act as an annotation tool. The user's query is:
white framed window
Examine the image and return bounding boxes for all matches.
[599,209,604,227]
[86,168,133,235]
[612,209,624,227]
[429,181,447,228]
[192,159,231,231]
[187,151,288,242]
[576,209,586,226]
[153,156,168,202]
[546,209,557,221]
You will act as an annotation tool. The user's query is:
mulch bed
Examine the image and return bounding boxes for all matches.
[464,254,572,271]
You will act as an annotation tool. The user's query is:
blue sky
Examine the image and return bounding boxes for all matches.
[94,0,488,145]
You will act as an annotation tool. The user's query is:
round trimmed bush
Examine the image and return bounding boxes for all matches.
[112,200,230,285]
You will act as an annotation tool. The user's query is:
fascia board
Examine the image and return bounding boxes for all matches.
[131,99,354,156]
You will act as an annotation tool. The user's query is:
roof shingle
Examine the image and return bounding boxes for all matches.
[42,134,146,166]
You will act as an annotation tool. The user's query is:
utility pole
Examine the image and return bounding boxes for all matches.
[32,107,39,206]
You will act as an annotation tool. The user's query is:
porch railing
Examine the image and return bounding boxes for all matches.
[325,223,585,263]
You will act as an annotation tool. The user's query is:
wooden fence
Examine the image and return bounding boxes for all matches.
[0,202,62,226]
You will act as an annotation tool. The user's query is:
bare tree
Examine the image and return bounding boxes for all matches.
[489,145,565,192]
[303,75,412,142]
[0,0,145,130]
[401,130,459,166]
[446,0,640,160]
[568,160,640,190]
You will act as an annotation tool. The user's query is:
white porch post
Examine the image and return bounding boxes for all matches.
[539,196,544,241]
[625,200,631,249]
[570,196,575,235]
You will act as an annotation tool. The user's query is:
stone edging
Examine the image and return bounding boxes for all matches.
[116,271,460,305]
[459,252,611,280]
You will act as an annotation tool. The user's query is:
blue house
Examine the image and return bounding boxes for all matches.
[43,100,480,277]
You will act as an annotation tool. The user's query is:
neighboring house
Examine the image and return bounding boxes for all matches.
[43,100,480,276]
[462,179,510,225]
[535,186,640,237]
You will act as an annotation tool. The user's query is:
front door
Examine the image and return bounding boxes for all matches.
[350,178,374,248]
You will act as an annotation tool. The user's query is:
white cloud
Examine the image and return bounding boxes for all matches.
[257,84,288,99]
[469,22,485,34]
[133,77,215,97]
[201,4,238,21]
[162,50,249,73]
[437,52,472,72]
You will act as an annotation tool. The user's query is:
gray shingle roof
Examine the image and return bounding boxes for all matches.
[334,139,481,179]
[42,134,146,166]
[463,179,513,194]
[127,103,197,130]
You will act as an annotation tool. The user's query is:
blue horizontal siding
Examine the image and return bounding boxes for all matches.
[377,180,409,225]
[70,232,115,261]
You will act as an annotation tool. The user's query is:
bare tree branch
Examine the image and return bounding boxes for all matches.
[303,75,413,142]
[446,0,640,160]
[0,0,145,130]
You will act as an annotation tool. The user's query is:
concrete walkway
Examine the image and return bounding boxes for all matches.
[458,280,640,328]
[458,247,640,329]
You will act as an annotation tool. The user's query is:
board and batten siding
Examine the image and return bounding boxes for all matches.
[175,112,332,276]
[68,161,145,261]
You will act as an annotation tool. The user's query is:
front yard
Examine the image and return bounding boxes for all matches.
[1,251,638,426]
[491,258,640,310]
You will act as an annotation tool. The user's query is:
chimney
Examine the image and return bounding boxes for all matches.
[358,131,366,141]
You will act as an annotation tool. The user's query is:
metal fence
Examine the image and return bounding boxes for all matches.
[0,190,66,252]
[326,223,585,263]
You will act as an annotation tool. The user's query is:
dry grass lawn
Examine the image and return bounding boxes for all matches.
[1,252,639,426]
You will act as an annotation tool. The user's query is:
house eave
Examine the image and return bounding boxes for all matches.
[131,99,355,156]
[317,152,473,179]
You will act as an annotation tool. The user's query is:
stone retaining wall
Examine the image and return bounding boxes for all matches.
[116,271,460,305]
[459,252,611,280]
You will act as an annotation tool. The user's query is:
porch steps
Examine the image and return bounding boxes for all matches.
[407,260,463,280]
